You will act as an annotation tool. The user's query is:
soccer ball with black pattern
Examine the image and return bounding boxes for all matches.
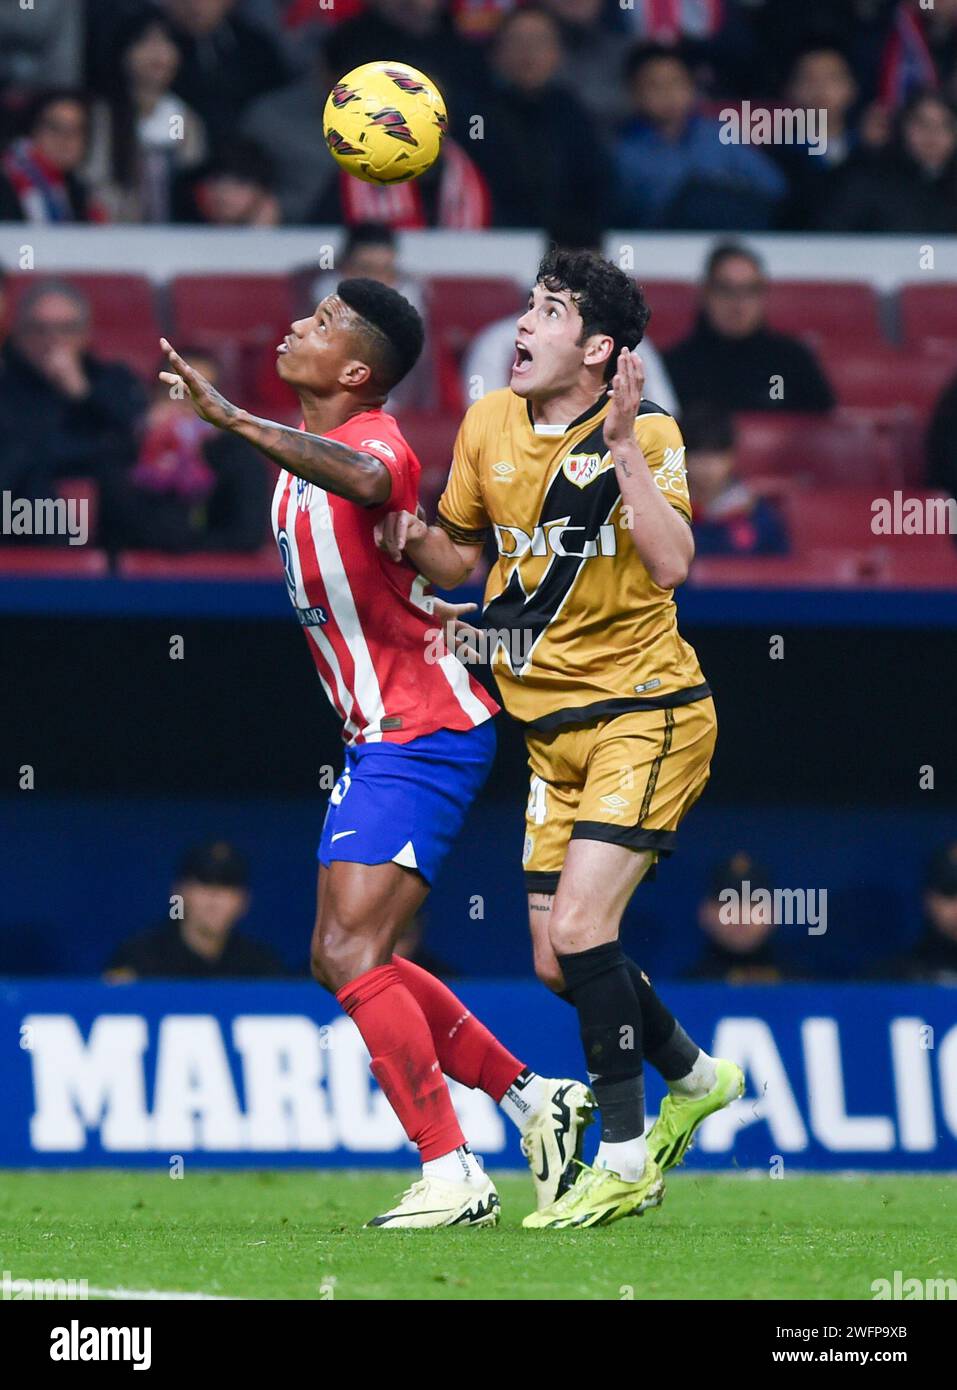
[323,61,448,185]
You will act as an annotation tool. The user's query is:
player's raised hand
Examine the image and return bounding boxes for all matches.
[158,338,240,430]
[374,508,427,563]
[604,347,645,449]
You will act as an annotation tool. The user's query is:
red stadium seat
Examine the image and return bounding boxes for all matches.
[169,274,296,343]
[117,548,280,580]
[765,281,883,349]
[0,547,109,575]
[733,411,902,487]
[782,486,957,551]
[427,275,525,410]
[818,344,957,414]
[401,412,460,513]
[6,273,162,381]
[899,283,957,352]
[57,477,100,544]
[689,550,888,587]
[639,280,697,348]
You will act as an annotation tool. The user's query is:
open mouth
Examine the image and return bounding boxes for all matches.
[277,334,292,355]
[511,340,533,375]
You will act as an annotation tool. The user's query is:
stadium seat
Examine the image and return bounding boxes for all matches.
[169,274,296,343]
[818,344,957,414]
[117,549,280,580]
[689,550,886,587]
[639,280,698,348]
[782,486,957,551]
[57,477,100,545]
[0,546,109,575]
[733,412,902,487]
[402,412,460,512]
[427,275,525,410]
[899,283,957,352]
[765,281,883,348]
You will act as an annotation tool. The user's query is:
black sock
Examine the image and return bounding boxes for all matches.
[556,940,644,1143]
[557,956,700,1082]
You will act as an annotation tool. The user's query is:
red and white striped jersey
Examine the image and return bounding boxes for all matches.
[271,408,498,746]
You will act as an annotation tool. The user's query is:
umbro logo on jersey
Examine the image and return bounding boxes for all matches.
[562,451,612,489]
[492,460,515,480]
[600,793,630,814]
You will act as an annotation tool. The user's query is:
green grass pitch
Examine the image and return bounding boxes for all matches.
[1,1170,953,1301]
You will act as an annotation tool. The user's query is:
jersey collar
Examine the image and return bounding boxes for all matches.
[525,389,610,436]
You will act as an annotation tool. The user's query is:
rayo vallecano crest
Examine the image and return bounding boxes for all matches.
[562,450,612,488]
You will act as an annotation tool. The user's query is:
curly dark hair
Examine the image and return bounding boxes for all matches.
[536,248,652,383]
[336,276,424,393]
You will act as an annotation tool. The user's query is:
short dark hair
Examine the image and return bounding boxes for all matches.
[343,221,397,260]
[624,41,691,85]
[336,276,424,392]
[705,241,765,281]
[536,248,651,383]
[27,87,91,134]
[681,404,735,453]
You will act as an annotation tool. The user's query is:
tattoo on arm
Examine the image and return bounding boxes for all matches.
[240,416,389,504]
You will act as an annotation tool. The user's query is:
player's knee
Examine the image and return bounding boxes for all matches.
[547,898,591,956]
[533,948,565,993]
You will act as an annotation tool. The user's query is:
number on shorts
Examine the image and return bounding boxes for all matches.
[330,769,352,806]
[527,775,548,826]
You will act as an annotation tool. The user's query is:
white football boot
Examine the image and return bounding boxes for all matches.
[367,1172,500,1229]
[520,1079,597,1210]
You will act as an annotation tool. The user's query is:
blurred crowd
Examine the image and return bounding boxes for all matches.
[0,0,956,236]
[94,834,957,984]
[4,228,957,559]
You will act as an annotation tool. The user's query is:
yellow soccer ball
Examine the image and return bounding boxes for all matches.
[323,61,448,185]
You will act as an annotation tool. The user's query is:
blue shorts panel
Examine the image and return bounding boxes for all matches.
[318,720,496,885]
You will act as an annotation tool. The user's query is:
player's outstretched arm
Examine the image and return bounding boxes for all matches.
[374,509,481,587]
[158,339,390,506]
[605,347,694,590]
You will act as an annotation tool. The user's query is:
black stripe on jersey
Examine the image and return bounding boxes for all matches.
[436,506,490,546]
[522,684,712,734]
[483,417,620,675]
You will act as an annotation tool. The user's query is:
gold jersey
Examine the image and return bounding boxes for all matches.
[437,388,710,732]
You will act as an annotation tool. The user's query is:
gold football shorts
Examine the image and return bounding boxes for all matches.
[522,698,717,894]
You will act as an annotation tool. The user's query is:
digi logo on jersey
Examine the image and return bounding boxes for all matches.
[494,519,618,559]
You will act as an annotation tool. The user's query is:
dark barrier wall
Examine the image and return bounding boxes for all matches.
[2,611,956,977]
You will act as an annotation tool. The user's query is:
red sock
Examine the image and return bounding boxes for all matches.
[336,964,466,1162]
[392,956,524,1103]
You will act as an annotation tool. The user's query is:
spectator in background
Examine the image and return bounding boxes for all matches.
[773,46,867,230]
[0,282,146,536]
[684,406,790,556]
[665,243,835,413]
[241,51,337,224]
[869,841,957,983]
[0,0,84,89]
[161,0,291,145]
[307,224,432,411]
[100,347,269,554]
[312,136,491,229]
[470,7,613,234]
[543,0,632,134]
[821,89,957,232]
[0,91,104,224]
[614,44,787,229]
[178,138,280,224]
[686,852,798,984]
[84,4,208,223]
[875,0,957,110]
[105,840,284,980]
